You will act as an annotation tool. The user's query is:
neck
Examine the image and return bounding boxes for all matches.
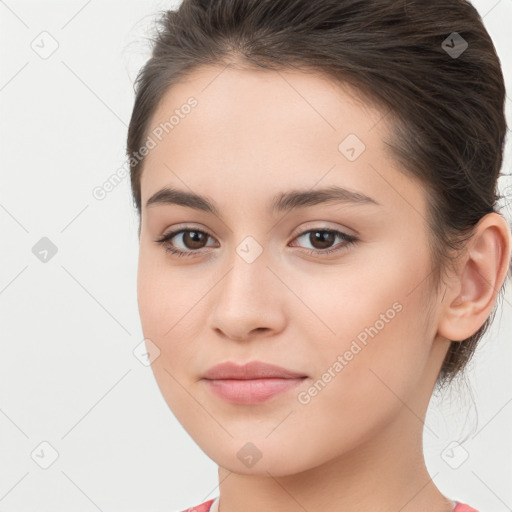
[216,405,454,512]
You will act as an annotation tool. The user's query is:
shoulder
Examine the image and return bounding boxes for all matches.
[176,498,216,512]
[454,502,480,512]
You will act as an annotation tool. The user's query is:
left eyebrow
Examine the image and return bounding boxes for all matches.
[271,186,379,213]
[145,185,379,215]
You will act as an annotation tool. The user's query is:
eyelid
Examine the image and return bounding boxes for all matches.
[289,221,356,239]
[154,225,218,246]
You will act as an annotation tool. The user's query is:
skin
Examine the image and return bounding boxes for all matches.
[136,64,511,512]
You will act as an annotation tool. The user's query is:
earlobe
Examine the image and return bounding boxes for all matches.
[437,213,511,342]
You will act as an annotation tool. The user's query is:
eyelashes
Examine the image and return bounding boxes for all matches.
[154,227,358,259]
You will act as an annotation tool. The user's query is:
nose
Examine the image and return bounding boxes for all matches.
[209,248,287,342]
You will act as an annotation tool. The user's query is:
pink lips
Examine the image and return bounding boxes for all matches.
[201,361,308,404]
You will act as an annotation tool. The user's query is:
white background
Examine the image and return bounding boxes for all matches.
[0,1,511,511]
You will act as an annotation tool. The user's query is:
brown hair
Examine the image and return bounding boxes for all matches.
[126,0,510,385]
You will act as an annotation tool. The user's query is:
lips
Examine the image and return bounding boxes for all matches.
[201,360,307,380]
[201,361,308,404]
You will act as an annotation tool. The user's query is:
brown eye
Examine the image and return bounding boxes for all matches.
[179,230,209,249]
[308,230,336,250]
[155,229,218,257]
[291,228,358,256]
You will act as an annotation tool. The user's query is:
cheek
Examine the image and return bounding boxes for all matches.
[136,254,208,425]
[301,252,435,419]
[278,268,434,469]
[136,246,204,340]
[137,251,190,380]
[316,300,431,407]
[136,248,219,395]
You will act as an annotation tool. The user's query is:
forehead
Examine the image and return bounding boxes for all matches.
[145,64,385,149]
[139,65,426,218]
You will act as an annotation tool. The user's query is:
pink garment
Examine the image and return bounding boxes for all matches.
[454,503,480,512]
[179,498,479,512]
[180,498,215,512]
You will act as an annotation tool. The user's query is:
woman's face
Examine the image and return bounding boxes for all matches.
[137,65,450,475]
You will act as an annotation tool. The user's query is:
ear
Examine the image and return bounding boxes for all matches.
[437,213,511,342]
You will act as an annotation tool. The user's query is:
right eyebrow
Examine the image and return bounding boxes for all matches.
[146,187,219,215]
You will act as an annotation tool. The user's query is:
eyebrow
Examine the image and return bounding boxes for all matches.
[145,185,379,215]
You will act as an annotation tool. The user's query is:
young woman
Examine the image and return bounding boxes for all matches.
[126,0,511,510]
